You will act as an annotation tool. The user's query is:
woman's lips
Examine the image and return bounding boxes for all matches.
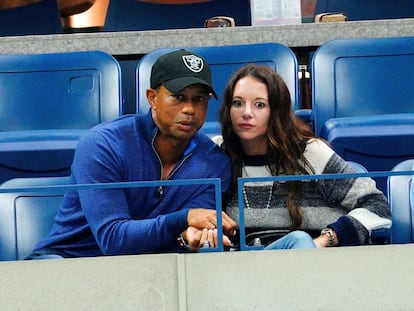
[239,122,254,129]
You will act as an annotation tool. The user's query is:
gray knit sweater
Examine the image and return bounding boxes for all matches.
[220,138,392,245]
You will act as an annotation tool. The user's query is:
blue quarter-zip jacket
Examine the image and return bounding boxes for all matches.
[33,112,231,257]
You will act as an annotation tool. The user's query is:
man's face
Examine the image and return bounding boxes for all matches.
[148,84,211,140]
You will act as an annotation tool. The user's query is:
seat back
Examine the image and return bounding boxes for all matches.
[104,0,251,31]
[0,0,63,36]
[346,160,391,243]
[387,159,414,244]
[0,50,122,183]
[314,0,414,21]
[136,43,299,136]
[311,36,414,193]
[312,36,414,136]
[0,176,70,260]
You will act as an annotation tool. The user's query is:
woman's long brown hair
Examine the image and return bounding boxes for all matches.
[219,64,315,229]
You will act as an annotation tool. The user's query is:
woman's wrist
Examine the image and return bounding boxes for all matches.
[314,229,339,248]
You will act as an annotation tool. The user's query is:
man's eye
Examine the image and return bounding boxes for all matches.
[194,96,206,102]
[172,94,184,101]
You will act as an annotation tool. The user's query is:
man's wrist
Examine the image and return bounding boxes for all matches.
[177,233,191,251]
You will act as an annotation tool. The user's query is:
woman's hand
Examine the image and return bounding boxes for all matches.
[183,227,233,251]
[313,229,339,248]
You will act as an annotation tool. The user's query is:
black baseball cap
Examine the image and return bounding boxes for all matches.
[150,49,218,99]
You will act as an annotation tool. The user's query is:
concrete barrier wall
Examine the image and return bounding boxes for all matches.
[0,244,413,310]
[0,18,413,56]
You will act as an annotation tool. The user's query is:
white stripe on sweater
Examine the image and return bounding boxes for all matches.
[303,139,334,174]
[348,208,392,231]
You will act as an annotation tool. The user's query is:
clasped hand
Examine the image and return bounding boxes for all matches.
[184,208,237,251]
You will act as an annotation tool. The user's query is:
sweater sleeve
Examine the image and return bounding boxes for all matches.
[304,139,392,245]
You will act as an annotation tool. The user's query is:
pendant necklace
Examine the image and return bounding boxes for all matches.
[242,165,273,209]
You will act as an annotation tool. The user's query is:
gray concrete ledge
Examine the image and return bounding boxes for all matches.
[0,18,413,55]
[0,244,413,310]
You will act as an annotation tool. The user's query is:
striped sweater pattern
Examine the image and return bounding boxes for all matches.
[225,139,392,245]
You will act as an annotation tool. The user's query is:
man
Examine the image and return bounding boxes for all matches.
[28,49,236,259]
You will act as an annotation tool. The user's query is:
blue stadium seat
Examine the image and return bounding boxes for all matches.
[311,36,414,193]
[321,113,414,185]
[0,0,63,36]
[314,0,414,21]
[0,176,224,260]
[104,0,251,32]
[387,159,414,244]
[136,43,300,136]
[0,176,70,261]
[346,160,391,243]
[0,50,122,183]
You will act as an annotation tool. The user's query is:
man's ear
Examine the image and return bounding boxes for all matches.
[147,88,157,109]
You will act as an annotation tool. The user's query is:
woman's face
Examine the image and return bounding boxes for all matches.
[230,75,271,155]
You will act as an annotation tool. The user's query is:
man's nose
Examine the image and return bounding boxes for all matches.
[182,101,195,114]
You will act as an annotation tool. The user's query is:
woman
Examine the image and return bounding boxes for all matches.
[215,64,391,249]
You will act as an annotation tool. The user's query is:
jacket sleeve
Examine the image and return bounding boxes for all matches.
[72,130,231,255]
[71,130,189,254]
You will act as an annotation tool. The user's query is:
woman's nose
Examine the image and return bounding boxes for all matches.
[242,104,252,118]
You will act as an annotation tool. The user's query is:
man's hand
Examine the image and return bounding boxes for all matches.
[187,208,237,237]
[183,227,233,251]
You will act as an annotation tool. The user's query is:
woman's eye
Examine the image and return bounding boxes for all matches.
[255,102,266,109]
[232,100,243,107]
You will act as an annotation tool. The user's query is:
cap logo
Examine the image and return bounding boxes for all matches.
[182,55,204,73]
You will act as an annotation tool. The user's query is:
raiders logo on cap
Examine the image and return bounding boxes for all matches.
[150,49,218,99]
[182,55,204,73]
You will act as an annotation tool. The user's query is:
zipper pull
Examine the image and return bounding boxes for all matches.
[156,186,164,201]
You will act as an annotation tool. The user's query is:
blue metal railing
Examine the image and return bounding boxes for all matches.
[0,178,224,253]
[237,170,414,251]
[2,169,414,255]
